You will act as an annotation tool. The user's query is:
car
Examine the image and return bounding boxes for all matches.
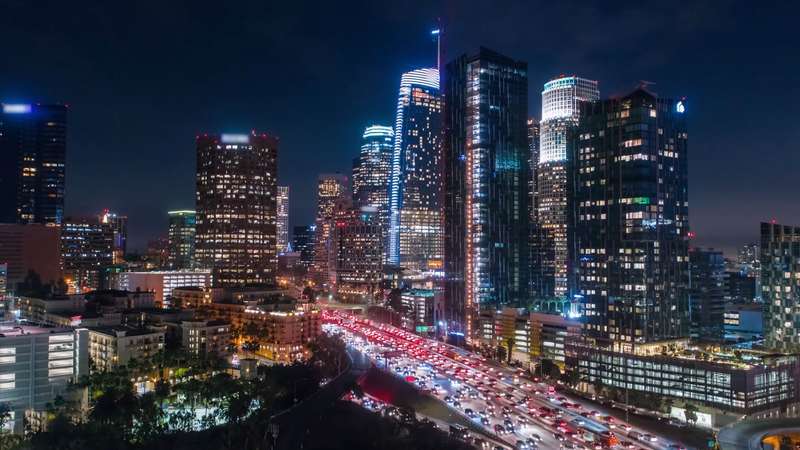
[516,440,531,449]
[453,400,462,408]
[642,434,658,442]
[480,417,490,426]
[552,433,566,442]
[620,441,635,449]
[529,433,542,442]
[494,424,507,435]
[573,418,586,426]
[465,408,476,418]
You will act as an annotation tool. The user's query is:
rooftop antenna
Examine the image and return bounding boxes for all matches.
[431,20,441,72]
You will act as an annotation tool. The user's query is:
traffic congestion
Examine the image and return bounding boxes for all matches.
[324,310,684,450]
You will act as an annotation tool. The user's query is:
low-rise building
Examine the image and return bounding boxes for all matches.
[399,289,442,333]
[529,312,581,370]
[171,286,211,309]
[114,270,212,307]
[202,301,321,363]
[566,339,800,427]
[87,326,165,371]
[477,307,532,365]
[180,320,231,357]
[16,295,84,323]
[0,324,88,433]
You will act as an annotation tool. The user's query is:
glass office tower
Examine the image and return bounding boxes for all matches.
[444,48,529,341]
[388,68,443,272]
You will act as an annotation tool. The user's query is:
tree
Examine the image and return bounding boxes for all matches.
[663,396,675,414]
[505,337,514,364]
[562,369,580,388]
[540,359,560,380]
[684,402,699,425]
[496,345,507,362]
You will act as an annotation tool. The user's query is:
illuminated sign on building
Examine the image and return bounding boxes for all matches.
[221,133,250,144]
[2,104,31,114]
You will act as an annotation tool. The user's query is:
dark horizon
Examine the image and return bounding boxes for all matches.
[2,1,798,256]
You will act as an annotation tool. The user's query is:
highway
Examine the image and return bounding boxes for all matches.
[324,310,684,450]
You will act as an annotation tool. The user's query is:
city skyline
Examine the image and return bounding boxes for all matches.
[1,2,798,257]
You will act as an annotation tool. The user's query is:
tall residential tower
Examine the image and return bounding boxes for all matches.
[572,88,689,350]
[444,48,530,340]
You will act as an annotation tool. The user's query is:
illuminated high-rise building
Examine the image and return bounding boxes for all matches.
[537,76,599,300]
[527,118,551,300]
[313,174,349,285]
[330,205,383,302]
[61,218,114,293]
[572,87,689,348]
[195,132,278,287]
[0,103,67,225]
[388,68,443,272]
[443,48,530,340]
[292,225,316,269]
[99,209,128,263]
[167,210,196,270]
[277,186,290,253]
[352,125,393,261]
[761,222,800,352]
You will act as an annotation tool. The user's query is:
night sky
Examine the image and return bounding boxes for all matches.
[2,1,797,255]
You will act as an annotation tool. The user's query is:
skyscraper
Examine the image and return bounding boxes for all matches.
[689,247,726,341]
[388,68,443,272]
[313,174,349,285]
[61,218,114,293]
[167,210,196,270]
[195,132,278,287]
[99,209,128,264]
[330,206,383,302]
[536,76,599,300]
[352,125,393,261]
[0,103,67,225]
[292,225,316,269]
[761,222,800,352]
[277,186,290,253]
[572,87,689,349]
[527,118,552,300]
[443,48,530,340]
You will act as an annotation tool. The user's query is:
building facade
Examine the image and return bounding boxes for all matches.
[330,206,383,302]
[536,76,599,299]
[276,186,290,254]
[312,174,349,285]
[0,103,67,225]
[573,88,690,350]
[87,326,165,372]
[689,248,726,341]
[98,210,127,264]
[0,325,88,433]
[167,210,196,270]
[195,133,278,287]
[352,125,393,262]
[292,225,315,269]
[115,270,212,307]
[180,320,231,356]
[761,222,800,352]
[61,218,114,293]
[0,224,61,293]
[388,68,444,272]
[443,48,530,340]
